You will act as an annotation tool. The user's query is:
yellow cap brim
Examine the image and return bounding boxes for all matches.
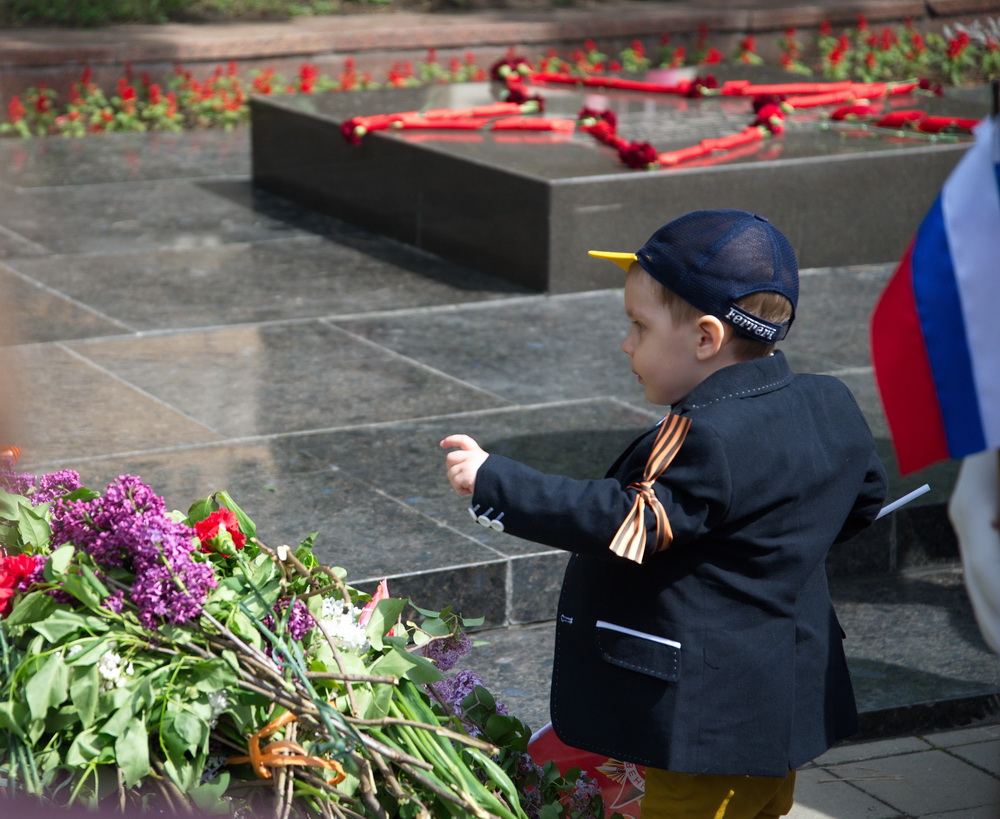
[588,250,637,272]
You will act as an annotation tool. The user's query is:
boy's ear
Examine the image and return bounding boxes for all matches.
[694,315,727,361]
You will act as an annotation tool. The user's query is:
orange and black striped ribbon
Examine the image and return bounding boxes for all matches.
[609,414,691,564]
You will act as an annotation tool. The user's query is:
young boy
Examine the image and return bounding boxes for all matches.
[441,209,887,818]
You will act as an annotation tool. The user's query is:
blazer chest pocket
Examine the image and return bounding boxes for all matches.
[595,620,681,682]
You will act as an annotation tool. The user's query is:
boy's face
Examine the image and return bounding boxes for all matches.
[621,267,707,406]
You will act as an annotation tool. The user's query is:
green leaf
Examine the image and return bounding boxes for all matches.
[31,608,108,643]
[65,636,111,667]
[26,652,69,721]
[102,704,136,739]
[369,645,442,685]
[70,664,100,728]
[189,772,231,813]
[364,598,407,651]
[248,554,278,589]
[115,716,150,787]
[408,603,442,619]
[186,496,218,525]
[538,804,562,819]
[189,659,237,694]
[0,700,26,738]
[215,490,257,540]
[162,752,198,793]
[0,490,31,519]
[2,590,56,627]
[16,502,51,550]
[59,572,105,610]
[45,544,75,579]
[65,727,108,765]
[159,712,191,759]
[79,563,110,598]
[157,623,192,645]
[173,709,209,751]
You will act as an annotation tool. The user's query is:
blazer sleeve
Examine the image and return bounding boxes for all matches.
[835,447,889,543]
[471,421,732,560]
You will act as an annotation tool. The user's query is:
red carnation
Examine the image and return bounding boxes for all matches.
[489,56,533,82]
[752,93,787,113]
[195,509,246,555]
[752,103,786,134]
[686,74,719,98]
[618,140,658,169]
[341,117,366,145]
[504,86,545,112]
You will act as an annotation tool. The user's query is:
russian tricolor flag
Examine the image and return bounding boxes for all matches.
[871,116,1000,475]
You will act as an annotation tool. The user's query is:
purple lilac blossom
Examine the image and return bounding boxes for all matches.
[48,475,216,629]
[421,631,472,671]
[0,463,81,505]
[103,589,125,613]
[264,598,316,642]
[569,774,603,815]
[512,751,544,818]
[429,668,511,732]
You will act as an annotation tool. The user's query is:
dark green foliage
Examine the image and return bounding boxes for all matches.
[0,0,341,26]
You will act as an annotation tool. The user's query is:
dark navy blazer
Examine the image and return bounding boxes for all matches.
[472,351,887,777]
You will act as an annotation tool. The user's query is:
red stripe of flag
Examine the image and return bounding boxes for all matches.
[870,240,951,474]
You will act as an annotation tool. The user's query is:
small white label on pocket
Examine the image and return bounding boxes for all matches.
[595,620,681,650]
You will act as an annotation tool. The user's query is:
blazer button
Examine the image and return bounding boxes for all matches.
[490,513,505,532]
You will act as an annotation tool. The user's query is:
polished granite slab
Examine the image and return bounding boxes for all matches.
[0,178,335,256]
[9,343,225,464]
[0,264,128,342]
[252,69,991,291]
[0,129,250,189]
[7,235,526,331]
[334,291,639,406]
[63,320,511,438]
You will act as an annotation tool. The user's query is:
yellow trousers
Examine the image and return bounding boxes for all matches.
[641,767,796,819]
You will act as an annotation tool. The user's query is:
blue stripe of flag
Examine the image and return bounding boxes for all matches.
[911,195,986,460]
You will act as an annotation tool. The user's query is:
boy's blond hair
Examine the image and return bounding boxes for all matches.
[628,267,793,361]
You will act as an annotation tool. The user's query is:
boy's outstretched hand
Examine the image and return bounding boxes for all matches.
[440,435,488,496]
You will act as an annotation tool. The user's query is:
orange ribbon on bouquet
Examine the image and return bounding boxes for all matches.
[228,711,346,784]
[609,414,691,564]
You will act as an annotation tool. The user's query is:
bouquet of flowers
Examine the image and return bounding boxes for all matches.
[0,462,610,818]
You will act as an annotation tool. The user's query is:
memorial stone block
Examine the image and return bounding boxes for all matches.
[252,68,989,291]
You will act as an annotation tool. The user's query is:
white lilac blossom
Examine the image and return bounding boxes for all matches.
[208,690,227,726]
[97,650,134,692]
[318,598,368,653]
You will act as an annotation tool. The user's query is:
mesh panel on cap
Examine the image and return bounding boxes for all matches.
[636,209,798,341]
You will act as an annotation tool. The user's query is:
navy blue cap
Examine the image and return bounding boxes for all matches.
[590,209,798,343]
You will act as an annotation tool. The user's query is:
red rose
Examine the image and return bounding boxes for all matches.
[195,509,246,555]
